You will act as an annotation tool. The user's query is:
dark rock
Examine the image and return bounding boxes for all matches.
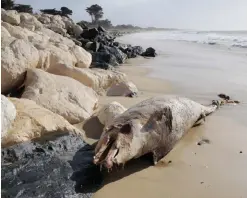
[102,32,114,41]
[1,133,103,198]
[85,42,100,52]
[97,26,106,33]
[91,52,118,66]
[81,28,99,40]
[95,33,114,45]
[108,42,114,47]
[132,46,144,56]
[113,42,119,47]
[208,42,216,45]
[197,138,210,146]
[71,38,82,46]
[67,26,75,37]
[126,92,138,98]
[77,38,91,47]
[100,46,127,64]
[118,44,128,53]
[76,22,89,29]
[124,46,144,58]
[109,31,123,38]
[90,62,112,70]
[66,25,157,70]
[218,93,230,100]
[240,151,243,154]
[142,47,157,57]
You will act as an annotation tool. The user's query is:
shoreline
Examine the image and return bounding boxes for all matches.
[81,57,172,145]
[2,9,247,197]
[93,37,247,198]
[99,57,173,108]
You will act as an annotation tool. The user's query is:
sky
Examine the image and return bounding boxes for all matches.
[15,0,247,31]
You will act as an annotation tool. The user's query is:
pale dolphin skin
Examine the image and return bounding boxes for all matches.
[93,95,233,169]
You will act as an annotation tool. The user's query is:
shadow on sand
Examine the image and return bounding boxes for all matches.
[70,142,154,194]
[100,154,153,186]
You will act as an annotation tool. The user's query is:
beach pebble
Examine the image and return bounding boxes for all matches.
[141,47,157,57]
[107,81,138,97]
[97,101,127,126]
[197,138,210,146]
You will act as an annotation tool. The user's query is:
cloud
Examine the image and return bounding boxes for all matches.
[15,0,247,30]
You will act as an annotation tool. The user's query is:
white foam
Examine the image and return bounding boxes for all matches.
[130,30,247,49]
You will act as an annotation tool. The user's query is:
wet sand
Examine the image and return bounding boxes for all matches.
[93,37,247,198]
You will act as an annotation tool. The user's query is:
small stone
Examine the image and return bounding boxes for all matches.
[240,151,243,154]
[107,81,138,97]
[197,138,210,146]
[96,101,127,126]
[200,182,204,184]
[168,160,172,164]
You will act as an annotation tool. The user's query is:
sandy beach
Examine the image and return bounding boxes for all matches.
[93,34,247,198]
[1,3,247,197]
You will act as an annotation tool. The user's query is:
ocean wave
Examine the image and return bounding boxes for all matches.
[231,44,247,48]
[134,30,247,49]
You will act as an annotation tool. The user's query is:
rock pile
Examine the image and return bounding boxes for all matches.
[2,133,103,198]
[76,26,157,69]
[1,9,157,198]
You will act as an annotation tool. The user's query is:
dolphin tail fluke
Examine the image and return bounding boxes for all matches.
[210,93,240,110]
[204,94,239,116]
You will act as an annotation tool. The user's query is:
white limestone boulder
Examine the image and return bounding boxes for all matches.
[45,23,67,36]
[1,9,20,25]
[1,98,82,147]
[19,12,43,31]
[72,24,83,37]
[1,21,34,40]
[45,44,77,69]
[1,25,15,47]
[61,16,74,29]
[97,102,126,126]
[21,69,98,124]
[71,45,92,68]
[51,15,66,29]
[107,81,138,97]
[36,14,51,24]
[1,95,16,138]
[39,28,75,47]
[1,39,39,93]
[48,64,127,94]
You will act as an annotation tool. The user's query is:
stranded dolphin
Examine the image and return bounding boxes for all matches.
[93,95,238,169]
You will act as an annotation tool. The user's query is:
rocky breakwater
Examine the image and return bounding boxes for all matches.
[1,9,156,198]
[71,24,157,69]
